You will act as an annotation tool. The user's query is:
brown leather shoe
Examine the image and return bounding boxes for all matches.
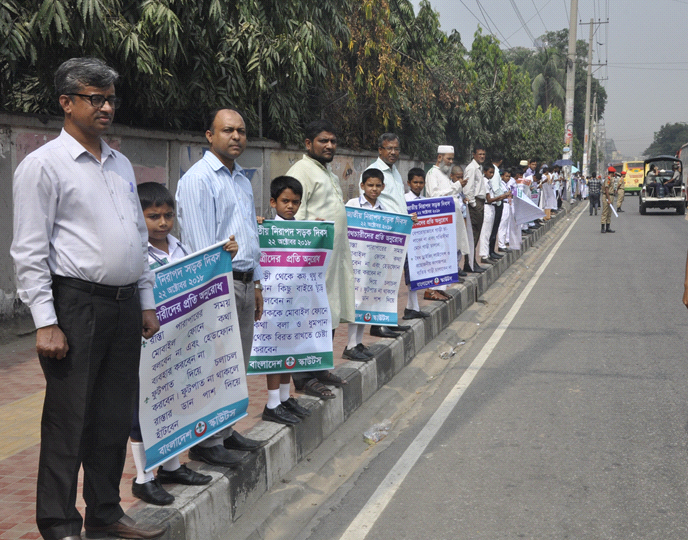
[84,514,166,539]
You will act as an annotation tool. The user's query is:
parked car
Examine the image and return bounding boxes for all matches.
[639,155,685,215]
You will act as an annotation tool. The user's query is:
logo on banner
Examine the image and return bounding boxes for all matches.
[194,421,207,437]
[363,313,372,322]
[433,277,440,285]
[285,356,296,369]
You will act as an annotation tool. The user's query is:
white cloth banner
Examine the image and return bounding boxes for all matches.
[513,186,546,225]
[139,242,248,471]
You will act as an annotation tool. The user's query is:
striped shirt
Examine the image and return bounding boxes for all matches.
[176,151,262,281]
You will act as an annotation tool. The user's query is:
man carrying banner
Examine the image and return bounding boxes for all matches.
[360,133,412,338]
[176,108,267,467]
[286,119,354,398]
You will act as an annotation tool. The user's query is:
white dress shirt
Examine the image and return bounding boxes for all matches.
[11,129,154,328]
[361,157,407,214]
[346,195,384,210]
[463,159,486,206]
[405,191,422,202]
[147,235,190,268]
[176,151,262,281]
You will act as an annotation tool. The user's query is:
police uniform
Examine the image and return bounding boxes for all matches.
[616,173,626,212]
[601,170,616,233]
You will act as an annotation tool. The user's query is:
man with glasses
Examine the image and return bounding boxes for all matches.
[11,57,165,540]
[358,133,412,341]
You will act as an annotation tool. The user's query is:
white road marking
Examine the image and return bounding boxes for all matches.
[338,210,585,540]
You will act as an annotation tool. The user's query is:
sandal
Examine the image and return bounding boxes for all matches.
[314,370,347,387]
[302,378,336,400]
[424,289,449,302]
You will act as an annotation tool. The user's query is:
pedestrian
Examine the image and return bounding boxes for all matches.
[496,168,514,254]
[176,108,267,467]
[487,151,507,258]
[588,174,601,215]
[616,171,626,212]
[601,166,616,233]
[260,175,314,425]
[478,163,509,265]
[130,182,219,505]
[464,145,488,269]
[344,168,388,359]
[11,57,165,540]
[360,133,413,337]
[286,119,353,399]
[403,168,431,320]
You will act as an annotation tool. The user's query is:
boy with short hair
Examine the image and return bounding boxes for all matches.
[343,169,386,360]
[260,176,313,425]
[403,168,430,318]
[131,182,239,505]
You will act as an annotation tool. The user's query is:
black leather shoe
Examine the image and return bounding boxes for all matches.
[391,324,411,332]
[262,404,300,425]
[458,269,468,277]
[343,346,371,361]
[223,430,267,452]
[370,326,401,338]
[157,464,212,485]
[355,343,375,357]
[282,396,311,417]
[606,226,615,233]
[489,252,503,259]
[85,514,166,539]
[403,308,429,319]
[131,478,174,506]
[480,257,496,265]
[189,445,250,468]
[467,264,486,273]
[458,277,465,283]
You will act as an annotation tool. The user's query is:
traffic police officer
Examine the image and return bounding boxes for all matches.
[601,166,616,233]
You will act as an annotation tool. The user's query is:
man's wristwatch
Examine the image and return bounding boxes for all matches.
[254,282,263,291]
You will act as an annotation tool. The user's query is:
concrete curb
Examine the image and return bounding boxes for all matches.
[127,203,577,540]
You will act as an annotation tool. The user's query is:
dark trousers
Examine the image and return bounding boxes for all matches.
[589,193,600,214]
[489,203,503,255]
[37,280,142,539]
[469,198,485,248]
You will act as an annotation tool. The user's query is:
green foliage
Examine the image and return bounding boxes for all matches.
[643,123,688,156]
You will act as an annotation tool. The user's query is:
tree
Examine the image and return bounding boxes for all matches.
[643,123,688,156]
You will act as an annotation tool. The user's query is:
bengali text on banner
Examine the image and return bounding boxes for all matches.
[248,220,335,374]
[139,242,248,471]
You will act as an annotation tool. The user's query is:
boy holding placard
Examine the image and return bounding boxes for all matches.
[403,168,430,319]
[261,176,314,425]
[343,169,386,360]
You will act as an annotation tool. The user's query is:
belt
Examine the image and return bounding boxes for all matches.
[52,275,138,301]
[232,270,254,283]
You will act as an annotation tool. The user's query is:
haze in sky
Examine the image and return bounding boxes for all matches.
[411,0,688,159]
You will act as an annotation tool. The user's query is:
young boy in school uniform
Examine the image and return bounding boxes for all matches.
[130,182,239,505]
[402,168,430,319]
[259,176,314,425]
[342,168,386,360]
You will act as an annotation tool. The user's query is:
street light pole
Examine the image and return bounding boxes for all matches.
[562,0,578,197]
[582,19,593,178]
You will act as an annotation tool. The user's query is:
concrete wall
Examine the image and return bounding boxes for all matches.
[0,113,422,320]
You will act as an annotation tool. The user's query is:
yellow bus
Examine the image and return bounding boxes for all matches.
[623,161,644,193]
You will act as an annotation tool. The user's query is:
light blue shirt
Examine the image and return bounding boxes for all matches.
[176,151,262,281]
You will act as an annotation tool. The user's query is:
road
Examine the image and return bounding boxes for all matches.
[232,201,688,540]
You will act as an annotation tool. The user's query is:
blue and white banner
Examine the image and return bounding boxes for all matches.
[139,242,248,471]
[347,208,413,326]
[406,197,459,291]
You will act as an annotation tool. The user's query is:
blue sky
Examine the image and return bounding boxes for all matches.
[410,0,688,158]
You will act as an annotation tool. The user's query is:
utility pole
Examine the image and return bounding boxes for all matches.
[582,19,593,178]
[589,94,597,176]
[562,0,578,197]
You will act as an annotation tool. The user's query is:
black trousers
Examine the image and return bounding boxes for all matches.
[589,193,600,214]
[489,203,503,255]
[469,198,485,248]
[37,279,142,539]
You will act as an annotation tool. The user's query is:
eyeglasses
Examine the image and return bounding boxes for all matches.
[67,93,122,109]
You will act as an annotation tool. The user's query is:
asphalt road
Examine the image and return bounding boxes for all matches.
[236,200,688,540]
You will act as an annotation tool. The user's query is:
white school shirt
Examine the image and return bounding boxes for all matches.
[11,129,154,328]
[361,157,407,214]
[147,235,190,268]
[405,191,422,201]
[346,195,383,210]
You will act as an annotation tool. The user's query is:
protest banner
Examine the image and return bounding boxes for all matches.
[513,185,546,225]
[347,208,413,326]
[139,242,247,471]
[406,196,459,291]
[248,220,335,374]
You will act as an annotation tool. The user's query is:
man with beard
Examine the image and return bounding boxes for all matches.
[286,119,354,398]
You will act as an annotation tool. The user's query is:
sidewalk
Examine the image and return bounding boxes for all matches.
[0,203,575,539]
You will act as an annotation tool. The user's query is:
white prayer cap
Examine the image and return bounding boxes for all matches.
[519,160,528,166]
[437,145,454,154]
